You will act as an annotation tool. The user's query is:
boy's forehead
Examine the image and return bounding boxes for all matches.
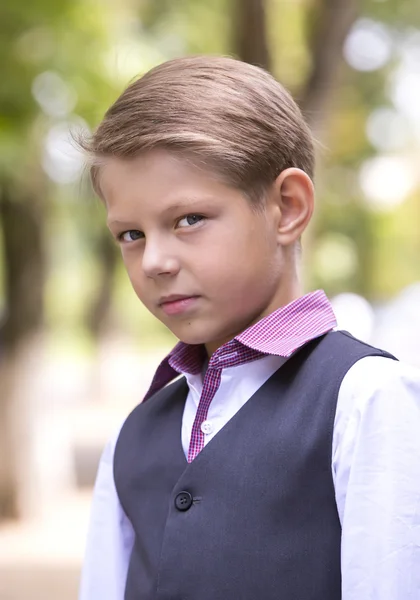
[100,151,230,216]
[100,151,181,193]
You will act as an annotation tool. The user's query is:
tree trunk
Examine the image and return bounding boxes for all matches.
[0,179,46,521]
[233,0,357,136]
[234,0,271,71]
[0,361,19,519]
[86,230,118,339]
[299,0,358,135]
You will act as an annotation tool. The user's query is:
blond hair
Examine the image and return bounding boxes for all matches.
[85,55,315,202]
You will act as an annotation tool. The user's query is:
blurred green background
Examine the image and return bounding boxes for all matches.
[1,0,420,598]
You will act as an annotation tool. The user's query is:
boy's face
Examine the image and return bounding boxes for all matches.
[101,150,291,353]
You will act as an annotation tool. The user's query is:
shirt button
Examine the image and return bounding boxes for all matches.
[200,420,213,435]
[174,491,193,512]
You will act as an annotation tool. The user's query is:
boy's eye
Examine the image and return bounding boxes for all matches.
[177,214,205,228]
[119,230,144,243]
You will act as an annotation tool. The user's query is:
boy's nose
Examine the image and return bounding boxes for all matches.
[142,242,180,279]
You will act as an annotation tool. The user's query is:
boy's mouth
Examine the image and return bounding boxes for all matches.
[158,294,200,316]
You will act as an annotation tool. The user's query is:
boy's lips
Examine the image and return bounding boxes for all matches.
[158,294,200,316]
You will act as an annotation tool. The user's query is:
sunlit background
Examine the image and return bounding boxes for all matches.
[1,1,419,598]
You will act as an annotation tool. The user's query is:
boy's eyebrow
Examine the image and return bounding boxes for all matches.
[107,219,137,229]
[161,196,215,213]
[108,197,214,228]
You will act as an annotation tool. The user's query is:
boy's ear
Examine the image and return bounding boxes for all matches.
[271,167,314,246]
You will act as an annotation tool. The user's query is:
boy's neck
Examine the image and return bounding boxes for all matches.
[204,277,303,356]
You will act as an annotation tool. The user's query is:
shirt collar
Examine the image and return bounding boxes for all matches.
[170,290,335,373]
[144,290,336,401]
[236,289,336,356]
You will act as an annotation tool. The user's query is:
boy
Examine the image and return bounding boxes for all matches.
[79,56,420,599]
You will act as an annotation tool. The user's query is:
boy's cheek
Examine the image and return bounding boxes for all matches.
[124,271,149,305]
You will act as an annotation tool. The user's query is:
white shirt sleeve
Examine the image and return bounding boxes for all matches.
[79,429,134,600]
[333,355,420,600]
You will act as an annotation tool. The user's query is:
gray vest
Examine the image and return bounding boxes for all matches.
[114,331,395,600]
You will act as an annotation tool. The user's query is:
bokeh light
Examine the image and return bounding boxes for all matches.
[344,19,392,72]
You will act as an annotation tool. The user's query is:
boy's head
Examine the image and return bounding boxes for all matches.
[86,56,316,353]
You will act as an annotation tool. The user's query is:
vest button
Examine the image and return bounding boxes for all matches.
[175,491,193,511]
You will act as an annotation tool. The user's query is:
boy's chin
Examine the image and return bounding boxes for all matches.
[168,323,220,348]
[173,330,211,347]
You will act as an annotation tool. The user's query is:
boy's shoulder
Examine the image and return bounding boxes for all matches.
[340,349,419,395]
[296,329,396,381]
[336,335,420,424]
[323,329,396,359]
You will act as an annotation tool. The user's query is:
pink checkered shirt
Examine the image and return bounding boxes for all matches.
[144,290,337,462]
